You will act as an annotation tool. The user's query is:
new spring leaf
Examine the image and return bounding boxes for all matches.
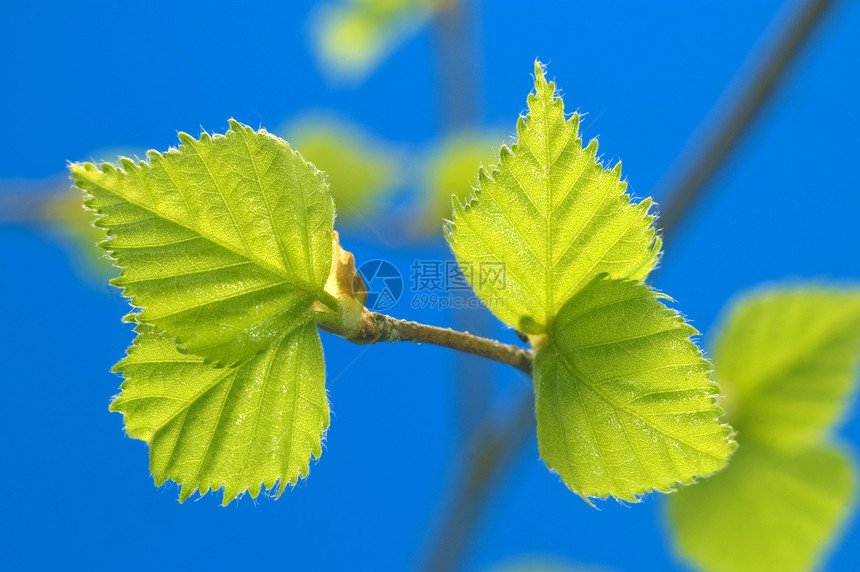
[446,61,660,334]
[71,120,337,366]
[111,324,329,505]
[447,62,733,501]
[71,121,341,504]
[536,279,735,501]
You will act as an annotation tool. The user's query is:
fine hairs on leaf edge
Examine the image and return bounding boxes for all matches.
[108,325,332,506]
[71,119,343,369]
[541,280,738,505]
[443,60,661,271]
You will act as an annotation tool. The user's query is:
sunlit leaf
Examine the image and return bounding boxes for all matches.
[70,121,348,504]
[111,323,329,505]
[446,62,660,334]
[71,119,337,366]
[535,278,734,501]
[443,63,732,503]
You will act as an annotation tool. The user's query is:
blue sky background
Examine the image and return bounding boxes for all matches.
[1,1,859,570]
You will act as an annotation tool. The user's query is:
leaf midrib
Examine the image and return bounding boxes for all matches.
[542,97,554,340]
[235,124,301,281]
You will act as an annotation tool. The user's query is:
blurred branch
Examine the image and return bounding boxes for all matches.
[657,0,839,241]
[0,176,71,224]
[433,0,492,438]
[423,0,840,570]
[0,194,51,223]
[435,0,479,131]
[422,393,534,572]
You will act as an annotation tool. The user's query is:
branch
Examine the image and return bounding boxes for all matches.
[434,0,479,131]
[656,0,839,241]
[321,310,534,376]
[422,393,534,572]
[434,0,492,441]
[0,176,72,224]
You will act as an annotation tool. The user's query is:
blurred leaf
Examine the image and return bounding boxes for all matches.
[535,278,734,502]
[421,132,501,231]
[714,288,860,451]
[310,0,441,81]
[668,287,860,572]
[669,442,856,572]
[287,114,400,220]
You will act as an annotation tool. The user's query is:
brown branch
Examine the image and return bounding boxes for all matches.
[322,310,534,376]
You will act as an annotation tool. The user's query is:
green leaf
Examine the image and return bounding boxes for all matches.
[70,119,337,366]
[534,278,735,501]
[310,0,436,81]
[446,61,660,334]
[287,114,400,219]
[111,323,329,505]
[668,442,856,572]
[715,288,860,451]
